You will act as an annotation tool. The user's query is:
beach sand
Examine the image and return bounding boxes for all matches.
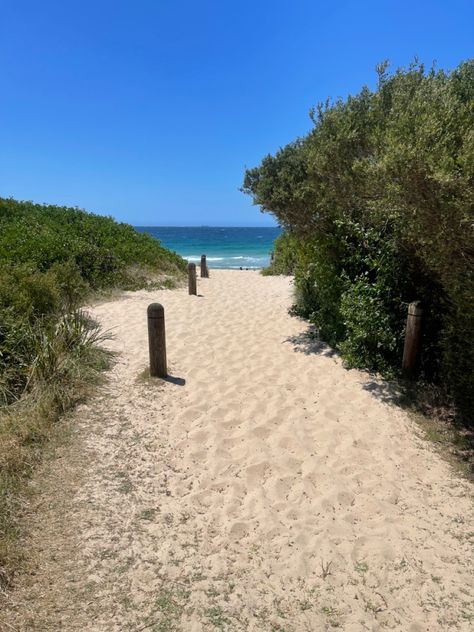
[4,270,473,631]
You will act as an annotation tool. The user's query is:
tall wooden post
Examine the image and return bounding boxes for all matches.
[147,303,167,378]
[402,301,423,377]
[188,262,197,295]
[201,254,209,278]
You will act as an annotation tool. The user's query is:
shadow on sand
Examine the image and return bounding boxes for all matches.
[284,323,473,473]
[283,328,338,359]
[361,380,403,406]
[284,327,402,406]
[163,375,186,386]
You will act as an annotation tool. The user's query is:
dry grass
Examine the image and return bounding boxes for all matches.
[400,384,474,482]
[0,312,113,590]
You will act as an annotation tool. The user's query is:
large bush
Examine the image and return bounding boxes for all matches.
[0,198,186,288]
[243,60,474,416]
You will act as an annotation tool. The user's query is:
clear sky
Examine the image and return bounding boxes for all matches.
[0,1,473,226]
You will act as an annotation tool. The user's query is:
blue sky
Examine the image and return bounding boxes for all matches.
[0,1,473,227]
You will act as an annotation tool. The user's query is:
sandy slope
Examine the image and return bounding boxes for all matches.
[3,270,473,631]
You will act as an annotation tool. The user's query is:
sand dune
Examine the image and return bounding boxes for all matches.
[4,270,473,631]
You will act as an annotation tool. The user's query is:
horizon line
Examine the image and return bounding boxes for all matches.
[134,224,280,228]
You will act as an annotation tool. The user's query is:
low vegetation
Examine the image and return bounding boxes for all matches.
[244,60,474,426]
[0,198,186,587]
[262,232,299,276]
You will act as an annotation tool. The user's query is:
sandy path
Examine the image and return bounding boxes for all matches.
[3,270,473,631]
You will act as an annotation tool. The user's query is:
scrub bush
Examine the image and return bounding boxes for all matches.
[243,59,474,417]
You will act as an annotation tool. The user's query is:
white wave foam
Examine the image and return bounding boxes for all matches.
[184,253,270,269]
[186,256,225,262]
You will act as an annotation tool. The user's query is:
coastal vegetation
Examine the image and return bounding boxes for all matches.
[0,198,186,586]
[243,60,474,422]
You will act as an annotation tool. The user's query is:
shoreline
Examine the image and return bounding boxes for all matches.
[135,225,281,271]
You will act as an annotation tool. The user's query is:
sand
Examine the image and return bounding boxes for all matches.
[3,270,473,631]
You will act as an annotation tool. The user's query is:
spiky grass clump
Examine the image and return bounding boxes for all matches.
[0,309,112,588]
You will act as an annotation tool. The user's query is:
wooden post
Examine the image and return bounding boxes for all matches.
[200,254,209,278]
[147,303,167,377]
[402,301,423,377]
[188,262,197,295]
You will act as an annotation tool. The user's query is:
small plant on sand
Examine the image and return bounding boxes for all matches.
[135,586,191,632]
[354,561,369,574]
[139,508,158,521]
[321,559,333,579]
[205,605,232,629]
[321,605,342,627]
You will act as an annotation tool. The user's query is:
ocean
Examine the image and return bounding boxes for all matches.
[135,226,282,269]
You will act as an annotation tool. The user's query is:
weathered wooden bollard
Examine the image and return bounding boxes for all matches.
[147,303,167,377]
[188,262,197,295]
[200,254,209,278]
[402,301,423,377]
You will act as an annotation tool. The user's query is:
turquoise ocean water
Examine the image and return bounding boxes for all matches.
[135,226,282,269]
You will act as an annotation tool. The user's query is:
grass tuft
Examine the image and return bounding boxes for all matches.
[0,311,112,589]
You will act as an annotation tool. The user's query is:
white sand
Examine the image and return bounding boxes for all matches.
[4,270,473,630]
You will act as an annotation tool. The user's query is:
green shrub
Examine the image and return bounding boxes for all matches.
[262,232,299,275]
[293,235,346,346]
[0,266,60,320]
[243,59,474,416]
[0,198,186,406]
[48,261,89,311]
[0,198,186,285]
[339,278,405,375]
